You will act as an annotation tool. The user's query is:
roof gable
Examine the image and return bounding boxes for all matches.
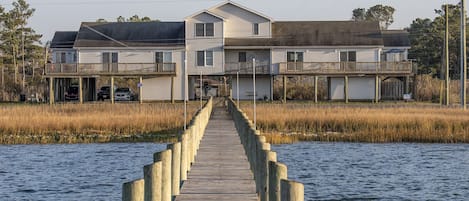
[185,10,225,21]
[208,1,272,21]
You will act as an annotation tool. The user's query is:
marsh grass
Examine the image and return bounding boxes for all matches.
[0,103,197,144]
[242,103,469,144]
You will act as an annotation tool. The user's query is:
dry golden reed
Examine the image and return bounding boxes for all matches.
[242,103,469,143]
[0,103,198,144]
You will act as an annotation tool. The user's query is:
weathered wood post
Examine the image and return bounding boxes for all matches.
[283,75,287,103]
[314,76,318,103]
[269,161,287,201]
[122,179,144,201]
[153,150,172,201]
[344,75,349,103]
[280,179,304,201]
[49,77,54,105]
[375,75,379,103]
[265,151,277,201]
[111,76,115,104]
[139,76,143,104]
[179,134,188,181]
[143,162,162,201]
[79,76,83,104]
[167,142,181,196]
[171,76,175,104]
[259,142,270,201]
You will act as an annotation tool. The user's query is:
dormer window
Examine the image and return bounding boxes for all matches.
[253,23,259,35]
[195,23,214,37]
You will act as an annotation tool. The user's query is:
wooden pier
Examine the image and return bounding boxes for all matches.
[122,98,303,201]
[175,107,258,201]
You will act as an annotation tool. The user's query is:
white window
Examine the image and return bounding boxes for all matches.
[155,52,172,63]
[340,51,356,62]
[287,51,303,62]
[253,23,259,35]
[196,51,213,67]
[195,23,214,37]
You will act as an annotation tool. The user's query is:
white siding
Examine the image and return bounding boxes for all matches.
[225,50,270,63]
[211,3,271,38]
[51,49,77,63]
[330,77,378,100]
[142,51,185,101]
[79,50,102,63]
[186,12,224,75]
[232,76,271,100]
[305,49,337,62]
[79,50,160,64]
[355,49,379,62]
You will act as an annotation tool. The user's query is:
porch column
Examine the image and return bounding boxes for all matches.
[171,76,175,104]
[344,76,349,103]
[139,76,143,104]
[314,76,318,103]
[404,76,410,95]
[111,76,115,104]
[283,76,287,103]
[49,77,54,105]
[79,76,83,104]
[270,75,274,101]
[375,75,380,103]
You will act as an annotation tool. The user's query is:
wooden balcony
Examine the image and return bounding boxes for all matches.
[45,63,176,76]
[279,61,413,75]
[224,61,270,75]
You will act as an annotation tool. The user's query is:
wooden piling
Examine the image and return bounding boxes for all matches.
[268,161,287,201]
[123,179,144,201]
[280,179,304,201]
[143,162,162,201]
[154,150,172,201]
[79,76,83,104]
[49,77,54,105]
[344,76,349,103]
[167,142,181,196]
[179,134,188,181]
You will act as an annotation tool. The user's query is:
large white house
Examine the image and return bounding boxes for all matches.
[46,1,412,103]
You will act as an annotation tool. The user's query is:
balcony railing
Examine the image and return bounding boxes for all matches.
[279,61,413,75]
[45,63,176,75]
[225,61,270,74]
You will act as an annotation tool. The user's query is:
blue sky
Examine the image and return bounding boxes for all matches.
[1,0,461,43]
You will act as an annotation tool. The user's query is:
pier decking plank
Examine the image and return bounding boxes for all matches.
[175,107,257,201]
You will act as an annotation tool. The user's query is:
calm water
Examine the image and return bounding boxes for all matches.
[0,143,166,201]
[1,143,468,200]
[273,142,469,201]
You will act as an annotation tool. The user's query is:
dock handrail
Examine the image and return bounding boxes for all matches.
[227,98,304,201]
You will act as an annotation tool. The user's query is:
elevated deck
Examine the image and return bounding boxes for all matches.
[175,107,257,201]
[45,63,176,77]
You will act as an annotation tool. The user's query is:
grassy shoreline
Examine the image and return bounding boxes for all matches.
[0,103,197,145]
[241,103,469,144]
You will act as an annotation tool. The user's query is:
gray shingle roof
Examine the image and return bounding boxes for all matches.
[74,21,185,48]
[381,30,410,47]
[226,21,385,47]
[50,31,78,48]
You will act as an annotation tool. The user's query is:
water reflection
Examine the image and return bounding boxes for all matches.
[273,142,469,201]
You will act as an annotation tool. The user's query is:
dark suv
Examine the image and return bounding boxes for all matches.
[97,85,116,101]
[65,85,79,101]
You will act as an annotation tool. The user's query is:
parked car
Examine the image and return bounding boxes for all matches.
[114,87,137,101]
[97,85,117,101]
[65,85,79,101]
